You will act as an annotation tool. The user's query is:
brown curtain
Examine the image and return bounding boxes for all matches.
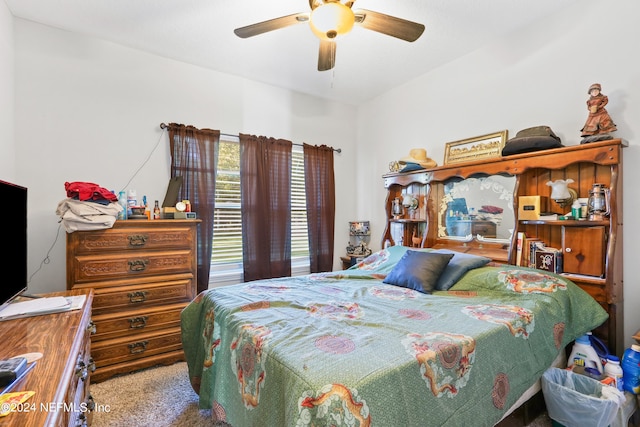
[167,123,219,294]
[239,134,293,282]
[304,144,336,273]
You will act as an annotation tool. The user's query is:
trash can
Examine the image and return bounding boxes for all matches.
[541,368,620,427]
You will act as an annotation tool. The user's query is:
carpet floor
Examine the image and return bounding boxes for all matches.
[89,362,552,426]
[90,362,212,427]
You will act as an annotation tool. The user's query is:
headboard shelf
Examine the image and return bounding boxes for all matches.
[425,138,626,181]
[382,138,625,354]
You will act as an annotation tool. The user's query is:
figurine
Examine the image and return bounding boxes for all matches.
[580,83,617,140]
[411,229,422,247]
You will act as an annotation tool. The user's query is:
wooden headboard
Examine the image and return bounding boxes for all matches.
[382,139,626,355]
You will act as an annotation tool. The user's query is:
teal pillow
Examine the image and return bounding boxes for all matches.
[349,245,410,273]
[432,249,491,291]
[383,250,453,294]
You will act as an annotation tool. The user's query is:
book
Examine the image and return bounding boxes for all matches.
[516,232,524,266]
[527,239,545,268]
[524,237,543,268]
[534,247,563,273]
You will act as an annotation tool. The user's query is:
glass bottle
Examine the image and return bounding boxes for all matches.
[153,200,161,220]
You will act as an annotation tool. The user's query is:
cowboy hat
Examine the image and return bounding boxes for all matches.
[398,148,437,169]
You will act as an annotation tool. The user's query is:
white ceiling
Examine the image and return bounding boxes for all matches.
[6,0,578,106]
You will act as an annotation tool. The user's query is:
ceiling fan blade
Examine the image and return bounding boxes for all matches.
[234,13,309,38]
[318,40,336,71]
[354,9,425,42]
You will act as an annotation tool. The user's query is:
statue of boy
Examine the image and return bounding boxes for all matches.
[580,83,617,142]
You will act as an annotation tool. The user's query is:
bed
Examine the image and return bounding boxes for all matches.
[181,246,608,426]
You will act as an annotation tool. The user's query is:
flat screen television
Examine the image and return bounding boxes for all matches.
[0,180,28,311]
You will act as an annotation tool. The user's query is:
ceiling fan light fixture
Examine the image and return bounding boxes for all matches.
[309,3,355,40]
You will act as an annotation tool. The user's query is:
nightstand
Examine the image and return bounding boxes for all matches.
[340,255,362,270]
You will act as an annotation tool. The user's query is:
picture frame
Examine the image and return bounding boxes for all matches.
[443,130,508,165]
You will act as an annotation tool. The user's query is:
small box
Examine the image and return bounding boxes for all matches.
[534,249,562,274]
[518,196,548,220]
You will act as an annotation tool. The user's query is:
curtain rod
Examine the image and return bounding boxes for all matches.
[160,123,341,153]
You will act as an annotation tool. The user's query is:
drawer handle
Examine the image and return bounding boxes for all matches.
[86,394,96,412]
[87,320,97,335]
[76,413,87,427]
[75,361,88,381]
[129,340,149,355]
[128,259,149,272]
[128,291,148,303]
[128,316,149,329]
[128,234,148,247]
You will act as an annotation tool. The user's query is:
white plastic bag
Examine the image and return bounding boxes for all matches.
[541,368,620,427]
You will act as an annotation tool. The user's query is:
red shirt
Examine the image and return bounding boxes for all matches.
[65,181,118,203]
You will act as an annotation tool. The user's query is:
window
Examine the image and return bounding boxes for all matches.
[210,137,310,284]
[211,139,242,268]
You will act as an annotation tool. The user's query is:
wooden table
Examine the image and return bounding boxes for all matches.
[0,290,93,427]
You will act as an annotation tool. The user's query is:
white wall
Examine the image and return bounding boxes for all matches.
[357,0,640,349]
[13,19,358,295]
[0,0,14,179]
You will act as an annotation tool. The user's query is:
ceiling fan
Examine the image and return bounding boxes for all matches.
[234,0,425,71]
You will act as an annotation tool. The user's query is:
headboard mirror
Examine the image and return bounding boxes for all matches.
[438,175,515,243]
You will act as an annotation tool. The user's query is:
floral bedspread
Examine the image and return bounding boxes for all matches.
[180,265,607,427]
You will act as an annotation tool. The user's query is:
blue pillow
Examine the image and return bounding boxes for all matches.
[383,250,453,294]
[432,249,492,291]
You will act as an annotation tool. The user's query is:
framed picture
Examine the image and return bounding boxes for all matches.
[443,130,508,165]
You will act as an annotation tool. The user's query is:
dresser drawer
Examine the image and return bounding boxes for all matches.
[92,302,187,341]
[91,327,183,368]
[68,224,195,254]
[90,278,195,313]
[70,249,194,283]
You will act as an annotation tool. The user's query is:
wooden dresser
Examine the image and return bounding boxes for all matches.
[66,220,198,382]
[0,290,93,427]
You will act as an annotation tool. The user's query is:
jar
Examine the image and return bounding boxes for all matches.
[604,355,624,392]
[571,200,581,219]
